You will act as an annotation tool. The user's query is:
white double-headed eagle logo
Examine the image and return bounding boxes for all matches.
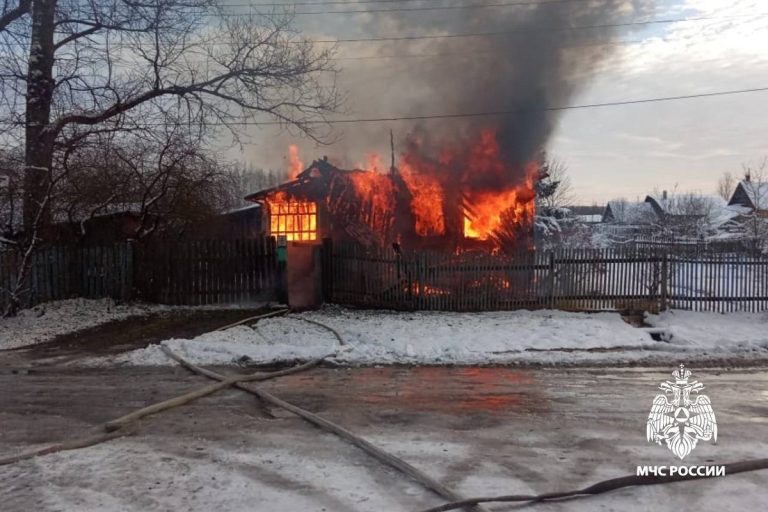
[646,364,717,460]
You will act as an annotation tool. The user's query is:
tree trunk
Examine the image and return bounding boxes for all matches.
[23,0,56,234]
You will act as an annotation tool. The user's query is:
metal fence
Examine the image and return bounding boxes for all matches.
[327,244,768,313]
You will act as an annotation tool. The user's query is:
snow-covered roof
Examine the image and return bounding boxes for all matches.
[711,204,746,229]
[223,203,262,215]
[602,201,656,225]
[644,193,727,215]
[729,180,768,210]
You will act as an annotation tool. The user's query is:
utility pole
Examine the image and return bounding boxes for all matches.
[389,129,396,176]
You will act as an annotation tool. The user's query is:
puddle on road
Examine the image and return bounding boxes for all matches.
[269,366,546,415]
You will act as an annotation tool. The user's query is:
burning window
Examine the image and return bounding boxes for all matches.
[269,200,318,241]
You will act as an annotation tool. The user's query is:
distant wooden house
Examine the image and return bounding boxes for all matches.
[601,200,655,225]
[728,178,768,216]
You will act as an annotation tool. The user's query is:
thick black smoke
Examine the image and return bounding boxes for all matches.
[252,1,657,180]
[374,0,657,182]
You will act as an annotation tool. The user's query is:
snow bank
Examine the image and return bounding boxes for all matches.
[118,307,665,366]
[0,298,163,350]
[645,310,768,348]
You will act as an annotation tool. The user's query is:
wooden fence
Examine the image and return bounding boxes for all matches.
[0,244,134,308]
[5,239,767,313]
[327,244,768,313]
[0,238,277,309]
[134,238,277,305]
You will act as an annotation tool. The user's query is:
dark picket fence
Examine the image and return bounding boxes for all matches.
[327,244,768,313]
[134,238,277,305]
[0,238,277,310]
[4,239,768,313]
[0,244,134,308]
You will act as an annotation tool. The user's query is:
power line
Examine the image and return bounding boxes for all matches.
[217,0,606,15]
[313,14,766,42]
[59,13,766,45]
[0,85,764,129]
[153,86,768,126]
[333,37,644,59]
[1,12,759,49]
[224,0,586,6]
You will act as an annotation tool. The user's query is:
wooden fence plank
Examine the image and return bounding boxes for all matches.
[325,246,768,313]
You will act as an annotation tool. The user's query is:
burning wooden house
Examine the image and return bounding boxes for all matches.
[245,129,539,254]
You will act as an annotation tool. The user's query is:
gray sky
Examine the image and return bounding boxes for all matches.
[224,0,768,204]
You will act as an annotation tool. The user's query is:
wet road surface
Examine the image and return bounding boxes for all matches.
[1,365,766,511]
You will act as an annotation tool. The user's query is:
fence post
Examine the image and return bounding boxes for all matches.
[660,250,669,311]
[547,251,556,309]
[320,238,333,302]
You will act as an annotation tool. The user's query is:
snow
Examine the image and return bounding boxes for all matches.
[0,298,164,350]
[111,306,768,367]
[644,310,768,347]
[735,179,768,209]
[576,213,602,223]
[604,200,655,225]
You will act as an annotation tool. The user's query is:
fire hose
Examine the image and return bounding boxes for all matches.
[416,458,768,512]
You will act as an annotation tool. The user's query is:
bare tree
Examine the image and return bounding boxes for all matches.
[1,1,337,231]
[738,159,768,253]
[0,0,339,313]
[536,158,574,212]
[0,148,23,243]
[648,188,720,239]
[717,171,736,202]
[222,162,286,210]
[52,124,238,242]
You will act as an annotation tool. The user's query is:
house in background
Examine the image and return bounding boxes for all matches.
[601,200,655,224]
[728,176,768,216]
[598,183,765,249]
[642,191,741,237]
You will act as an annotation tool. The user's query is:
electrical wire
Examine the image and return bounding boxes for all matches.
[217,0,618,15]
[185,86,768,125]
[32,85,761,128]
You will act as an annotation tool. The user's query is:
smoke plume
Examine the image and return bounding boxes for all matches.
[371,0,657,182]
[251,1,657,180]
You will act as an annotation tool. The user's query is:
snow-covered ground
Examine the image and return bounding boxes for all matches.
[112,306,768,367]
[0,299,167,350]
[0,298,273,351]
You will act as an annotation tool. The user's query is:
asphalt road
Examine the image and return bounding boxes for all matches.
[0,365,766,511]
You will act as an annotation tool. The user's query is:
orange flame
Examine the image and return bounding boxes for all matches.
[400,127,537,242]
[463,164,537,240]
[287,144,303,180]
[345,169,397,231]
[275,126,537,250]
[400,161,446,236]
[266,190,317,241]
